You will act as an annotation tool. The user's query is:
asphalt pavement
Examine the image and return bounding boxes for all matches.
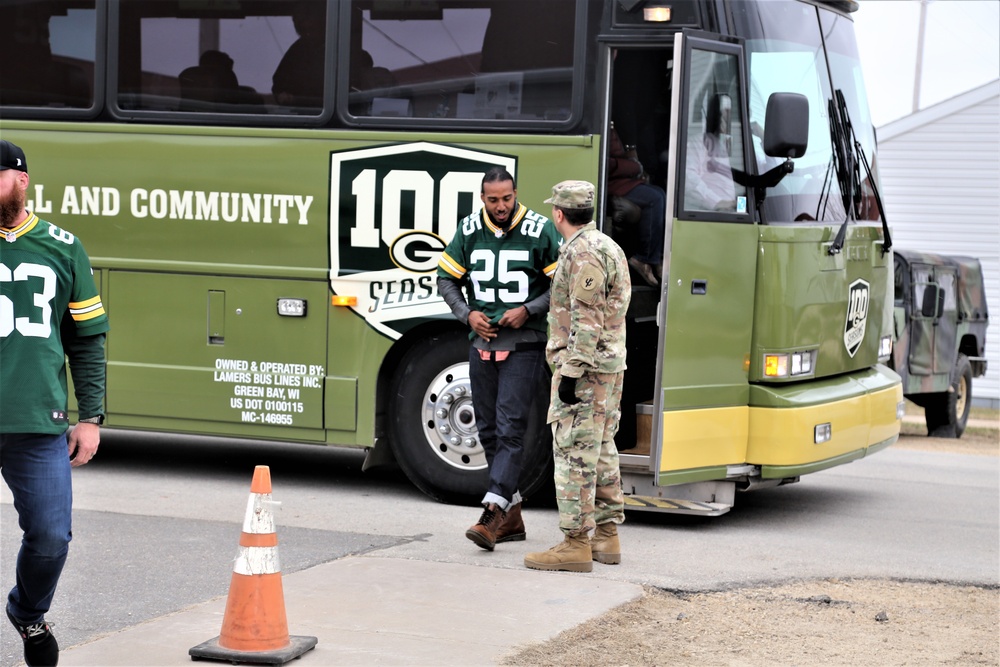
[2,418,996,667]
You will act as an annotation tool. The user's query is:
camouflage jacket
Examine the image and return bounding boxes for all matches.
[546,222,631,377]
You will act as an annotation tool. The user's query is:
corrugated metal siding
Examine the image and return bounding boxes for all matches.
[878,89,1000,405]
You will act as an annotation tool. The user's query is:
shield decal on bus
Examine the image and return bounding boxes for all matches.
[844,278,870,358]
[328,142,516,340]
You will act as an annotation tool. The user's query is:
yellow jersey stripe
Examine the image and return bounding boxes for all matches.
[438,252,466,279]
[70,296,103,310]
[72,307,107,321]
[543,260,558,277]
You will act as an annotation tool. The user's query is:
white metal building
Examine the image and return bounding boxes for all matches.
[876,80,1000,408]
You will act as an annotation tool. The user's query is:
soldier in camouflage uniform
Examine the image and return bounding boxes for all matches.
[524,180,631,573]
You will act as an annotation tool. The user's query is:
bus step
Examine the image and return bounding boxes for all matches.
[623,495,732,516]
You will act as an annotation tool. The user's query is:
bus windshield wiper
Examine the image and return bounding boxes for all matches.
[827,89,892,256]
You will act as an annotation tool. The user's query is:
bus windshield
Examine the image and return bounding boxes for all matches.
[734,1,878,224]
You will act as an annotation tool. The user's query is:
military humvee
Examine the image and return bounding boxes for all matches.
[891,249,990,437]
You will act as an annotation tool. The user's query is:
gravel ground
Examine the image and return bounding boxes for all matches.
[501,424,999,667]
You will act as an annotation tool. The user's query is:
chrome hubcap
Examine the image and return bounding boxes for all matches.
[420,362,486,470]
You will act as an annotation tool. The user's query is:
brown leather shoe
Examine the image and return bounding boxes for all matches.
[495,503,526,543]
[628,256,659,287]
[466,503,505,551]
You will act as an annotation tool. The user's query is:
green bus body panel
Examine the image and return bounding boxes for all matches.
[747,364,899,409]
[108,272,331,434]
[750,224,893,380]
[659,466,730,487]
[4,121,596,445]
[760,449,865,479]
[661,219,758,409]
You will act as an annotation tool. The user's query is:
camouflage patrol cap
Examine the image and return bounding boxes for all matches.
[544,180,595,209]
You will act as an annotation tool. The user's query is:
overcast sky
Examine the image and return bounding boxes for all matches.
[853,0,1000,128]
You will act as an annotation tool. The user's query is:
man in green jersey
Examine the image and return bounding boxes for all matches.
[525,180,630,573]
[0,139,109,666]
[438,167,561,550]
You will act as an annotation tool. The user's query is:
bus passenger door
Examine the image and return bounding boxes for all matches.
[653,31,758,486]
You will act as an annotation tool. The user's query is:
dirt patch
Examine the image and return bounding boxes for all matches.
[896,422,999,457]
[501,428,999,666]
[501,579,999,666]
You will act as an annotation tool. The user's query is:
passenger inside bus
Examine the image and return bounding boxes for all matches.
[0,5,90,108]
[684,93,738,212]
[179,50,263,109]
[349,49,407,116]
[607,124,665,288]
[271,2,325,108]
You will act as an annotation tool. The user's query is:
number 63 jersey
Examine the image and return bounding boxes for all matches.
[0,212,109,434]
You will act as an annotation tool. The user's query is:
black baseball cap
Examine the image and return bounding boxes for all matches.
[0,140,28,174]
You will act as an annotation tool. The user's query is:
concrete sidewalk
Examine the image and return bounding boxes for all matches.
[58,556,643,666]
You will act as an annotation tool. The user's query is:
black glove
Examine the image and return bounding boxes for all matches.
[558,376,581,405]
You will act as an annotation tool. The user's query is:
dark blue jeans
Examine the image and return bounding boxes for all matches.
[624,182,665,265]
[1,432,73,624]
[468,347,547,510]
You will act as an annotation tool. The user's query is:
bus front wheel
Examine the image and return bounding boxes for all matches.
[388,331,553,505]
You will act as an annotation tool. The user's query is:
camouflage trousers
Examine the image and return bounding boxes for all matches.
[549,371,625,537]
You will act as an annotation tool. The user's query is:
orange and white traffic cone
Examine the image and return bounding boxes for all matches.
[189,466,317,665]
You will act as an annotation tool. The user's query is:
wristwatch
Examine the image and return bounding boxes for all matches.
[79,415,104,425]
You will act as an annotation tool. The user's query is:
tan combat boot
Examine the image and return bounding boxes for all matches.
[591,522,621,564]
[524,534,592,572]
[466,503,505,551]
[495,502,526,543]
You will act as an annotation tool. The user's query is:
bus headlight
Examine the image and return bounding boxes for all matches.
[763,350,815,378]
[879,335,893,360]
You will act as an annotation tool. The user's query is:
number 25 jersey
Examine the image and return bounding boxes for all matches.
[437,202,561,336]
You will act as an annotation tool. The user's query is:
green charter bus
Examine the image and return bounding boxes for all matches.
[1,0,903,515]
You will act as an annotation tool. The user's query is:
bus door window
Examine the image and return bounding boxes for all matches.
[345,0,576,122]
[0,1,95,109]
[681,50,748,215]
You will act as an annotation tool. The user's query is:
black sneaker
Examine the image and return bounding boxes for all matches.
[6,606,59,666]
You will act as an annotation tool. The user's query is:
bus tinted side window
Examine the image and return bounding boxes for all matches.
[347,0,576,121]
[0,1,96,109]
[115,1,326,116]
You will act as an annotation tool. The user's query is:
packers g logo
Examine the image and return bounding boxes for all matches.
[844,278,870,358]
[389,230,447,273]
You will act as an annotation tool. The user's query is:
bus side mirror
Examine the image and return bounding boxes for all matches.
[763,92,809,158]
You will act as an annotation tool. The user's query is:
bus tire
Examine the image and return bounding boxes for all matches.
[924,354,972,439]
[388,330,553,505]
